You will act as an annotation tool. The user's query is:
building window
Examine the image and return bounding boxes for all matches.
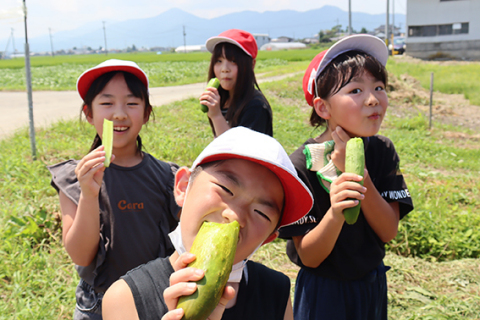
[408,22,468,37]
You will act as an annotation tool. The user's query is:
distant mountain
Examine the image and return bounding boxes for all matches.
[25,6,405,53]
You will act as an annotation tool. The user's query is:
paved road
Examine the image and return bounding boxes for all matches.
[0,73,300,140]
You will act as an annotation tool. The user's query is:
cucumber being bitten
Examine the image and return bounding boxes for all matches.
[176,220,240,320]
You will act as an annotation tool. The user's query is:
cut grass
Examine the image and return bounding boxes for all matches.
[1,58,479,319]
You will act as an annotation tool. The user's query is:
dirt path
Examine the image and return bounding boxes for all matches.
[0,72,301,140]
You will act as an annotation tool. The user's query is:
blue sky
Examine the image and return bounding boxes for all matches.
[0,0,406,44]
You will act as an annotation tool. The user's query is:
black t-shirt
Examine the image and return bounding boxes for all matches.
[48,153,180,291]
[279,135,414,281]
[122,258,290,320]
[220,89,273,136]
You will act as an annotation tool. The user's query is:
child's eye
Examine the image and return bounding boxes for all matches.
[350,88,362,94]
[254,209,271,222]
[216,183,233,196]
[375,85,385,91]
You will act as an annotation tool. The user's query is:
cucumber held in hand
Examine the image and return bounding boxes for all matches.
[200,78,220,113]
[102,119,113,167]
[177,220,240,320]
[343,137,365,225]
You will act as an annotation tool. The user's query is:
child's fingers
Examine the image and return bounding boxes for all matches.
[161,308,184,320]
[171,252,196,272]
[163,281,198,311]
[169,267,204,286]
[75,156,106,180]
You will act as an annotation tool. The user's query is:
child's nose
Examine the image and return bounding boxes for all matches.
[222,207,245,229]
[112,105,128,119]
[365,91,379,106]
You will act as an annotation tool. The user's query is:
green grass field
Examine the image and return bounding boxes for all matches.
[1,51,479,319]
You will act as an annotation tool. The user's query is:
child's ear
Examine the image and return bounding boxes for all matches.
[313,97,331,120]
[143,107,152,124]
[252,58,256,70]
[83,105,94,125]
[262,230,279,245]
[174,167,191,207]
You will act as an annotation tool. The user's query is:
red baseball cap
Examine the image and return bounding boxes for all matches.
[303,34,388,106]
[191,127,313,229]
[206,29,258,59]
[76,59,149,100]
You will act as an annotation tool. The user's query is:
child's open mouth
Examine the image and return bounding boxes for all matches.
[114,126,128,132]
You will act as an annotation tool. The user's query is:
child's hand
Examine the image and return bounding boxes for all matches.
[329,172,366,220]
[75,146,108,199]
[199,87,221,116]
[330,126,350,172]
[163,252,235,320]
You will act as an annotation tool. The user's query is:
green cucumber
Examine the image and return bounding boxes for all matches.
[177,220,240,320]
[102,118,113,167]
[200,78,220,113]
[343,137,365,225]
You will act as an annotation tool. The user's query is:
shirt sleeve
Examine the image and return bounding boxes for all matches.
[368,136,414,219]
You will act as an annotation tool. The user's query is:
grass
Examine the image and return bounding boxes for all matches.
[1,54,480,318]
[387,56,480,106]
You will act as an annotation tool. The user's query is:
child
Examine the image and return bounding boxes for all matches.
[101,126,314,320]
[47,59,180,320]
[200,29,273,137]
[278,34,414,320]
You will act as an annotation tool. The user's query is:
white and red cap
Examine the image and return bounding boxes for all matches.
[76,59,149,100]
[206,29,258,59]
[191,126,313,228]
[303,34,388,106]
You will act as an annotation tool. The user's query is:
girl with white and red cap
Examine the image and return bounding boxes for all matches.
[279,34,414,320]
[200,29,273,137]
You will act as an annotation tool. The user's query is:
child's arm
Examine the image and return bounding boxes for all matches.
[331,127,401,242]
[199,87,230,136]
[60,147,107,266]
[292,173,365,268]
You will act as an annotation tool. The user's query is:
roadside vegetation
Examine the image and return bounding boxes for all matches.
[1,50,479,319]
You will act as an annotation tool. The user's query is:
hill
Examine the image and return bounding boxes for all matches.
[25,6,405,52]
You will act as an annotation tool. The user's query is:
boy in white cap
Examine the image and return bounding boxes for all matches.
[102,126,314,320]
[279,34,414,320]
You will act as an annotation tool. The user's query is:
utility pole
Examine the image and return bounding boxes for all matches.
[49,27,54,57]
[11,28,16,54]
[103,21,108,55]
[385,0,390,52]
[392,0,395,45]
[23,0,37,160]
[183,25,186,53]
[348,0,352,35]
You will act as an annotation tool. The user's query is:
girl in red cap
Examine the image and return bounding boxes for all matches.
[200,29,273,137]
[47,59,180,320]
[279,35,414,320]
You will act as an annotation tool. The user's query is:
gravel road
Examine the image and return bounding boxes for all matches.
[0,73,299,140]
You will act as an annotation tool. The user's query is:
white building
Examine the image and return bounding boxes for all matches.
[260,42,307,51]
[406,0,480,60]
[174,45,207,53]
[253,33,270,49]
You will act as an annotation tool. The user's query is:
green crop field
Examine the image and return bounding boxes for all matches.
[1,50,479,319]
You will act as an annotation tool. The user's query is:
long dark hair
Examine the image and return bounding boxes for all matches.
[81,71,153,154]
[309,50,388,128]
[207,42,261,131]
